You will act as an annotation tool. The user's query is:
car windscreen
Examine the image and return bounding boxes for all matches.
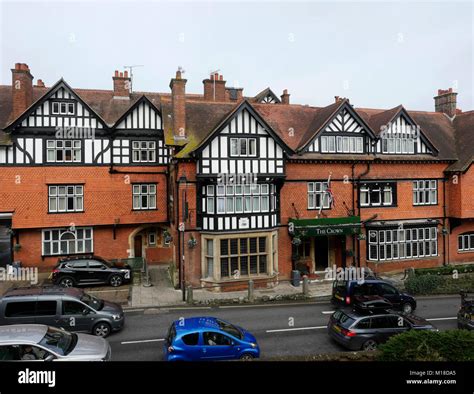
[39,326,77,356]
[80,293,104,311]
[332,310,355,329]
[216,319,243,339]
[166,324,177,345]
[333,280,347,293]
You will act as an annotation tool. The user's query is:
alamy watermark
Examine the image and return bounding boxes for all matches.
[324,265,366,284]
[0,266,38,285]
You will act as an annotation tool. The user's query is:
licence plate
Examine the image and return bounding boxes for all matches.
[48,273,52,280]
[335,294,343,301]
[333,325,341,333]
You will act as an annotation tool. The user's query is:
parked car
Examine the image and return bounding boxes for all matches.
[164,317,260,361]
[50,255,132,288]
[332,278,417,314]
[457,291,474,331]
[0,324,111,361]
[327,307,437,351]
[0,286,124,337]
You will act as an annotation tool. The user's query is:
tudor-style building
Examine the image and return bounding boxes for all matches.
[0,64,473,291]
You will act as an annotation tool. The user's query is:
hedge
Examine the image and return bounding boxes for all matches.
[415,264,474,276]
[405,272,474,295]
[378,330,474,361]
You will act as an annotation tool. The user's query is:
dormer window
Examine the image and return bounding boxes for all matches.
[230,138,257,157]
[52,101,75,115]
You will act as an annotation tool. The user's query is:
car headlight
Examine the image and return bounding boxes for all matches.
[250,343,257,348]
[112,314,121,320]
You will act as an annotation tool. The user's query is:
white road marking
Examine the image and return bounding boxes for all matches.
[426,317,457,321]
[266,326,326,333]
[219,302,322,309]
[321,311,335,314]
[167,307,212,311]
[121,338,165,345]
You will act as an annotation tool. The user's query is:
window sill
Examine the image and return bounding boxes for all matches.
[200,273,278,285]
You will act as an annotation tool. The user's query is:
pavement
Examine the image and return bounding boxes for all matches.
[109,295,460,361]
[130,265,406,308]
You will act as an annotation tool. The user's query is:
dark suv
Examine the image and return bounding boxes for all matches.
[50,256,132,288]
[332,279,417,314]
[327,307,436,351]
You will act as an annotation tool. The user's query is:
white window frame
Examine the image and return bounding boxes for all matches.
[42,227,93,256]
[413,180,437,205]
[132,184,157,210]
[458,233,474,252]
[308,182,330,209]
[51,101,75,115]
[132,141,156,163]
[46,140,81,163]
[48,185,84,213]
[229,138,257,157]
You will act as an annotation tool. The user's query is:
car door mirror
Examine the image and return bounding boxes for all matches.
[82,308,90,315]
[44,354,56,362]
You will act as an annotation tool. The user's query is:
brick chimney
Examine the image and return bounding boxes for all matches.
[226,87,244,102]
[34,79,46,88]
[434,88,458,117]
[281,89,290,105]
[170,69,187,140]
[113,70,131,99]
[11,63,34,119]
[203,73,226,102]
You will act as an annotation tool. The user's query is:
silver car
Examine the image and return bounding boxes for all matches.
[0,324,111,361]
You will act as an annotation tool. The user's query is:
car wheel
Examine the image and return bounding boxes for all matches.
[109,274,123,287]
[402,303,413,314]
[362,339,378,351]
[59,276,75,288]
[93,322,111,337]
[239,353,255,361]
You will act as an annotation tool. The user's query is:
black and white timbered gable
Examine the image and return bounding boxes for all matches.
[1,79,109,165]
[195,100,290,176]
[194,100,291,232]
[254,88,281,104]
[300,100,376,154]
[112,96,169,165]
[374,107,437,156]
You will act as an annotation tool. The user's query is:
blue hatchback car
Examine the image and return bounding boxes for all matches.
[164,317,260,361]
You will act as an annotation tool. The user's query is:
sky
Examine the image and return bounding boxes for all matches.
[0,0,473,111]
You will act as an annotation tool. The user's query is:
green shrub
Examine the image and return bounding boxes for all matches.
[415,264,474,276]
[378,330,474,361]
[405,274,443,295]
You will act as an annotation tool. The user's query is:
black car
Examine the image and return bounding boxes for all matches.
[332,278,417,314]
[457,291,474,331]
[327,306,437,351]
[50,256,132,288]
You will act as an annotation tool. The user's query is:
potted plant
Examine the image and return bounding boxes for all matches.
[13,243,21,252]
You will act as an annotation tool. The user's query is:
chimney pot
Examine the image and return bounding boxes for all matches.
[115,70,119,77]
[124,70,128,78]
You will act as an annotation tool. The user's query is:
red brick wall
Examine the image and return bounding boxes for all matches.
[0,166,168,229]
[13,224,157,271]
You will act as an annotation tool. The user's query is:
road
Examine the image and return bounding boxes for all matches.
[108,295,460,361]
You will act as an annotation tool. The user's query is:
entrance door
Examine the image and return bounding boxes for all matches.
[0,221,12,268]
[314,237,329,271]
[134,236,143,258]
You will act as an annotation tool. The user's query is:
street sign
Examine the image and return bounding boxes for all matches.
[178,222,185,232]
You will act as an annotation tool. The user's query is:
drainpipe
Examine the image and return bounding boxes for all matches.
[356,162,371,268]
[442,175,448,266]
[351,164,356,266]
